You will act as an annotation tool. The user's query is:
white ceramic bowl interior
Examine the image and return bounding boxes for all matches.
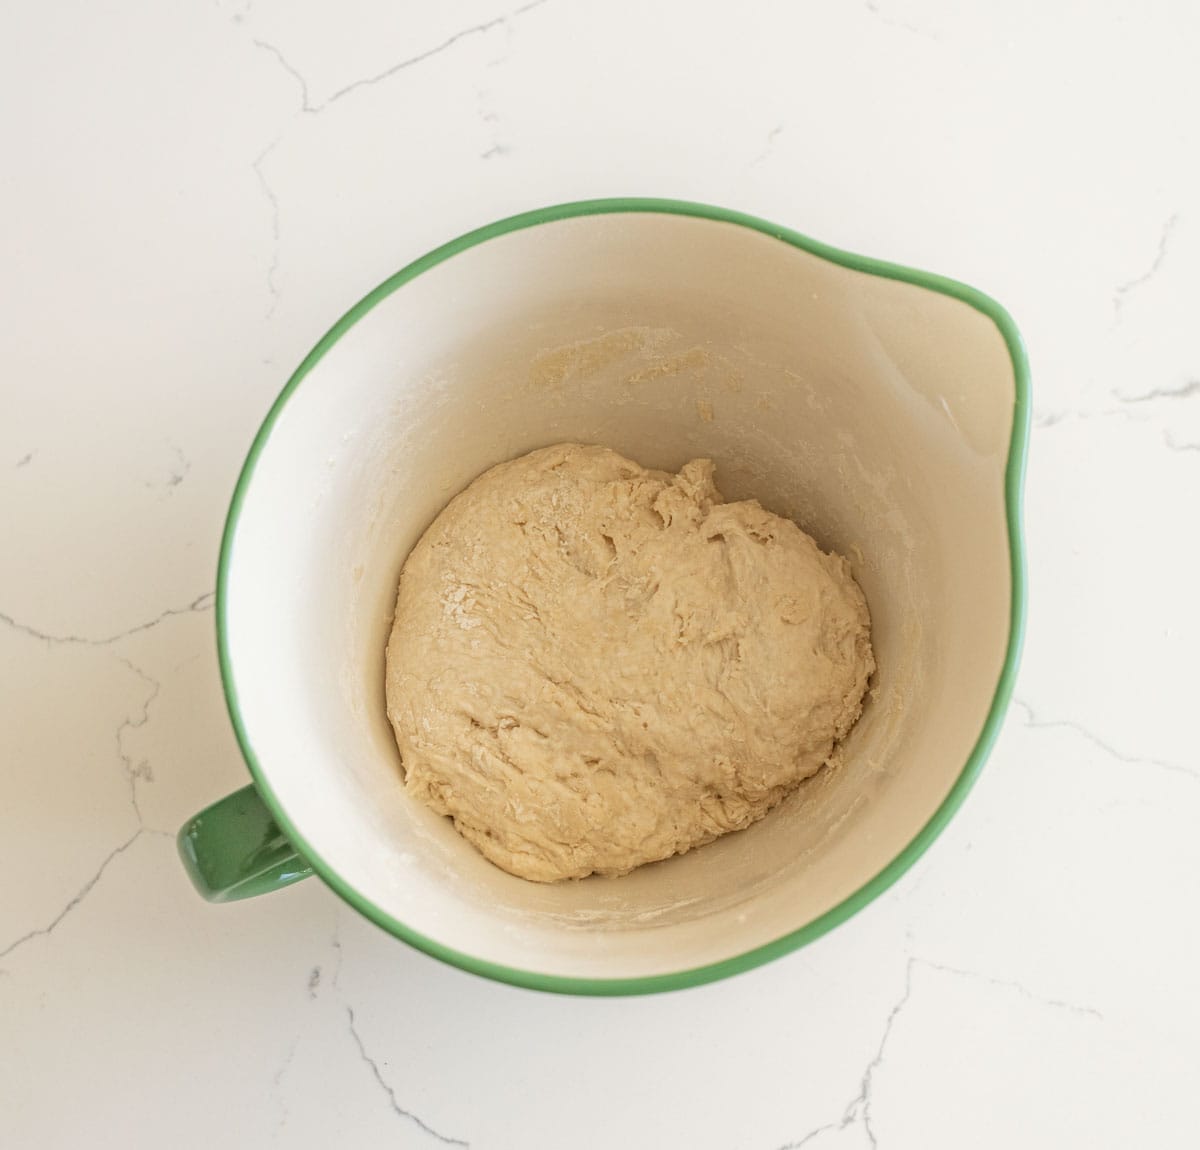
[222,207,1022,984]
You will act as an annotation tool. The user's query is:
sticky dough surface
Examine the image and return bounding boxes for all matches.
[385,443,874,881]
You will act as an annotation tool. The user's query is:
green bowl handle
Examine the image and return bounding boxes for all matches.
[177,784,313,902]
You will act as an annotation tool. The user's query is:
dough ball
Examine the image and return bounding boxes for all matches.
[385,443,874,882]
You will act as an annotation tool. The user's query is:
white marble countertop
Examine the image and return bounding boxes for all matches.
[3,2,1198,1146]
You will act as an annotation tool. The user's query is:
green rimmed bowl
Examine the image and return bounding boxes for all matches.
[179,199,1029,995]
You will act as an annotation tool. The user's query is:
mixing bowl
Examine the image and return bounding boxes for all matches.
[179,199,1029,994]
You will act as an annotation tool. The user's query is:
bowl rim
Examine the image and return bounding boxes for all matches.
[216,197,1030,996]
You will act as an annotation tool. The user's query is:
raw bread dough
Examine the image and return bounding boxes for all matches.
[385,444,874,882]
